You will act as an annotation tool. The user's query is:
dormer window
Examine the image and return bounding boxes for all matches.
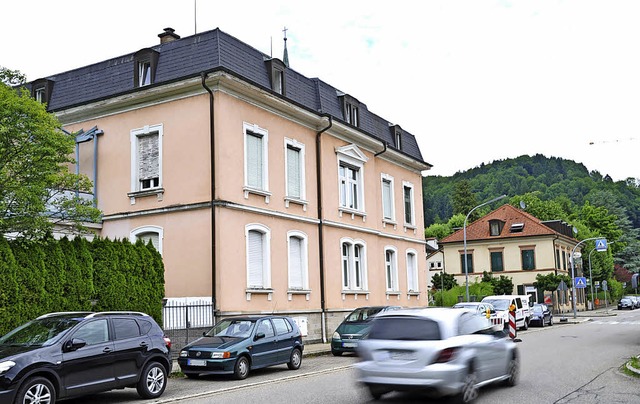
[339,94,360,127]
[30,79,54,105]
[265,58,287,95]
[390,125,403,150]
[489,219,505,236]
[133,48,159,88]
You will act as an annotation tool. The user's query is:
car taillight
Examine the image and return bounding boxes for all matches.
[163,336,172,350]
[433,347,458,363]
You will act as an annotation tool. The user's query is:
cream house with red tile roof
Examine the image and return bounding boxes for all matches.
[439,204,586,311]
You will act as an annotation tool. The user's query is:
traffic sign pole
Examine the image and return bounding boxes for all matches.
[570,237,606,319]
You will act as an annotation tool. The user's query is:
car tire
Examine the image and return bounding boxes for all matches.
[549,316,553,326]
[540,318,545,327]
[331,349,343,356]
[233,356,250,380]
[455,368,478,404]
[136,361,167,399]
[503,355,519,387]
[522,319,529,331]
[16,376,56,404]
[287,348,302,370]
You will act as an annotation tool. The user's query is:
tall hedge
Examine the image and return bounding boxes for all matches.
[0,236,165,335]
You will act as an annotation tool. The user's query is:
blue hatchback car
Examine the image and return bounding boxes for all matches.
[178,315,303,380]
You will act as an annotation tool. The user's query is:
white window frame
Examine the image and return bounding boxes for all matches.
[287,231,309,291]
[138,61,152,86]
[130,124,163,197]
[243,123,270,201]
[284,138,307,206]
[406,249,419,293]
[381,173,395,223]
[245,224,271,290]
[340,238,367,291]
[385,246,399,292]
[130,225,164,255]
[402,181,416,227]
[336,145,368,215]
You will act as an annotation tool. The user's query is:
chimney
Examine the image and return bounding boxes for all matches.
[158,27,180,44]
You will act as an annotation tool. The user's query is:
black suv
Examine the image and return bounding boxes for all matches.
[0,311,172,404]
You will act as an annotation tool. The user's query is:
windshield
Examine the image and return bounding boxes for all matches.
[482,299,510,311]
[0,317,82,347]
[533,305,544,313]
[344,308,385,323]
[206,319,255,338]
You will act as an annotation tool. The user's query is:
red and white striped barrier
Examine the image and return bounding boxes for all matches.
[508,309,517,339]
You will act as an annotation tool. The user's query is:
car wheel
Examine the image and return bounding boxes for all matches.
[503,355,519,387]
[16,376,56,404]
[331,349,343,357]
[540,317,545,327]
[136,361,167,399]
[233,356,250,380]
[287,348,302,370]
[455,369,478,404]
[549,316,553,326]
[368,384,388,400]
[522,319,529,331]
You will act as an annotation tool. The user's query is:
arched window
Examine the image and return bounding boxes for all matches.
[288,231,308,290]
[130,226,163,255]
[246,224,271,289]
[340,238,367,291]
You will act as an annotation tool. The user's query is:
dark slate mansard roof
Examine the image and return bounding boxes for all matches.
[28,28,428,166]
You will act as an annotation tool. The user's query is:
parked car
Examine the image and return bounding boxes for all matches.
[178,315,303,380]
[331,306,401,356]
[618,298,634,310]
[355,307,519,402]
[452,302,503,331]
[529,303,553,327]
[481,295,531,330]
[622,295,639,309]
[0,311,172,404]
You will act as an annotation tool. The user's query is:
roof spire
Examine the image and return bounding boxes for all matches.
[283,26,289,67]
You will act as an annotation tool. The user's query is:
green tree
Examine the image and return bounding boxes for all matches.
[0,78,101,238]
[452,179,478,220]
[431,271,458,291]
[0,66,26,86]
[481,271,514,295]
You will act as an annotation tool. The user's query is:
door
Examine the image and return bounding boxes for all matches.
[272,317,296,362]
[111,317,149,387]
[250,319,279,367]
[61,319,115,397]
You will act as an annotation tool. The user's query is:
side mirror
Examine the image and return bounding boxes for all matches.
[254,332,266,341]
[64,338,87,352]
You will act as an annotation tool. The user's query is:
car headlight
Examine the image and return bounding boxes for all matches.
[211,352,231,359]
[0,361,16,375]
[332,332,341,340]
[179,351,188,358]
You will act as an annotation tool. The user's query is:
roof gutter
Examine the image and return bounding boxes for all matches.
[316,114,332,343]
[201,72,217,320]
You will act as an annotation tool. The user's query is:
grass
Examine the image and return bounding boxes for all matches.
[620,355,640,378]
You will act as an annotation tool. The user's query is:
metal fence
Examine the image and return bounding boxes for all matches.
[162,300,214,359]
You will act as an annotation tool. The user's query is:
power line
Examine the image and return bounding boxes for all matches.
[589,137,636,145]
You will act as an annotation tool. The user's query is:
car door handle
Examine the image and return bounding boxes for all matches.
[103,347,112,353]
[140,342,148,347]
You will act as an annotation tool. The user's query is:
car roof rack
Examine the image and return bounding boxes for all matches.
[86,311,149,318]
[36,311,94,319]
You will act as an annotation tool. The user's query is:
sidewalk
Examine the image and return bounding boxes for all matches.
[558,306,617,323]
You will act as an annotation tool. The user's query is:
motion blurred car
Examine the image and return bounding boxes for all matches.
[355,307,519,402]
[529,303,553,327]
[0,311,172,404]
[618,298,634,310]
[331,306,400,356]
[178,315,303,380]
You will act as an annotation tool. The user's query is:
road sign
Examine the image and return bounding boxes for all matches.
[595,239,608,252]
[575,277,587,288]
[602,280,608,291]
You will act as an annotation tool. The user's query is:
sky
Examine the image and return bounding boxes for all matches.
[4,0,639,181]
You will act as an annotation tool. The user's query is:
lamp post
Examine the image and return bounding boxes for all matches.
[588,247,596,311]
[570,237,605,318]
[464,194,507,302]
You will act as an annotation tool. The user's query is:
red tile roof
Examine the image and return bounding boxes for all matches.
[440,204,572,243]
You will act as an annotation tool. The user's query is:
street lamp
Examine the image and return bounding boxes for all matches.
[588,247,596,310]
[570,237,605,318]
[464,194,507,302]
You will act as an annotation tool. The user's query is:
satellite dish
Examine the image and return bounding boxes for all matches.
[519,201,526,209]
[572,226,578,235]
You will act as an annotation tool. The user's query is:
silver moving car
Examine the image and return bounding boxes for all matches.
[355,308,519,403]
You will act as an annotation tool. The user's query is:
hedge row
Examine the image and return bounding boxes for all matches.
[0,235,164,335]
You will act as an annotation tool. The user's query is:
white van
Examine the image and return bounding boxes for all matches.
[481,295,532,330]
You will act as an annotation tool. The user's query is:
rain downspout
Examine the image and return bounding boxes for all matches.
[201,73,217,321]
[316,114,332,343]
[374,141,387,157]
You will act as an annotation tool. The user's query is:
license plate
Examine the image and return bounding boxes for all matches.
[342,342,358,348]
[390,351,416,361]
[188,359,207,366]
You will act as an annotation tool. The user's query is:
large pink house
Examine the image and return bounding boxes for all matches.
[27,27,432,341]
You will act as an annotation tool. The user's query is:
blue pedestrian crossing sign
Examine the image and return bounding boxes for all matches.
[575,277,587,288]
[595,239,608,252]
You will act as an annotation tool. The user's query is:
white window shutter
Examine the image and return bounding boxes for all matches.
[287,146,301,198]
[382,180,392,219]
[289,236,303,289]
[248,230,264,288]
[407,253,417,291]
[247,133,263,189]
